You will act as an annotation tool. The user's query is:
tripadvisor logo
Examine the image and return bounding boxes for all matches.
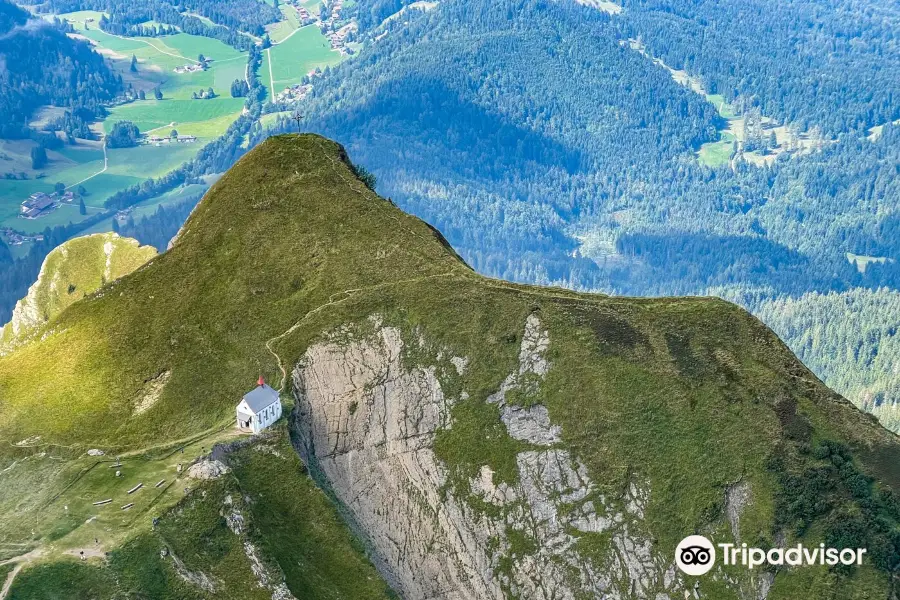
[675,535,867,576]
[676,535,716,576]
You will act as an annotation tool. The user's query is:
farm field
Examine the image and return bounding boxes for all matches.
[104,98,245,134]
[2,6,352,242]
[268,4,303,43]
[0,19,247,235]
[265,26,343,95]
[0,142,203,234]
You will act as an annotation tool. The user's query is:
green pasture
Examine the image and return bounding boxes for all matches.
[267,26,343,90]
[0,20,244,237]
[104,98,244,133]
[697,132,736,167]
[0,425,241,562]
[0,144,105,225]
[260,110,292,129]
[0,142,202,233]
[706,93,737,118]
[268,5,302,43]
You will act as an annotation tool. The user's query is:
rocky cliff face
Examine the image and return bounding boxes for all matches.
[292,314,717,600]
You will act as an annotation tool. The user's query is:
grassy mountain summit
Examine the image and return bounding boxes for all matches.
[1,135,899,598]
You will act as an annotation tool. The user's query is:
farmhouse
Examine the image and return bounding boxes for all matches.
[20,192,56,219]
[236,376,282,434]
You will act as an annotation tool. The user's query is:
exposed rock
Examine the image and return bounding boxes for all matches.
[487,313,561,446]
[725,480,751,542]
[87,449,105,457]
[133,370,171,416]
[244,540,298,600]
[450,356,468,375]
[171,554,218,593]
[134,371,172,415]
[499,404,562,446]
[187,459,229,480]
[292,315,682,600]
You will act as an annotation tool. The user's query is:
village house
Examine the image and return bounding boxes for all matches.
[20,192,56,219]
[236,376,282,434]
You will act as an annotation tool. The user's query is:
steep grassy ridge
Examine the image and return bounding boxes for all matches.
[0,135,899,597]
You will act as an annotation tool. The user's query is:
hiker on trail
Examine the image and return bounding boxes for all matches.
[80,550,85,561]
[95,538,99,545]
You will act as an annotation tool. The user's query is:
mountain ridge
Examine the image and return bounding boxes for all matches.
[1,134,899,598]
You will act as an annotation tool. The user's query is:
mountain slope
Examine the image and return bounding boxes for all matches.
[254,0,900,431]
[0,233,156,355]
[0,0,122,137]
[1,135,899,598]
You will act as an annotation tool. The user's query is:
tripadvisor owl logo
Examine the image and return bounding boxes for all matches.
[675,535,868,576]
[675,535,716,576]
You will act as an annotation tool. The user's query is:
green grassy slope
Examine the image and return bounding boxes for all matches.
[0,233,156,353]
[1,135,899,597]
[6,427,393,600]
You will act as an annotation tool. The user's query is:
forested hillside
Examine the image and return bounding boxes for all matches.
[27,0,275,48]
[257,0,723,287]
[619,0,900,135]
[256,0,900,428]
[755,289,900,432]
[0,0,121,138]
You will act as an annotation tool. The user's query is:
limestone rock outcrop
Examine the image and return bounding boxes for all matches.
[291,314,687,599]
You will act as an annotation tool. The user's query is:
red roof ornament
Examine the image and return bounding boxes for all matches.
[258,375,265,387]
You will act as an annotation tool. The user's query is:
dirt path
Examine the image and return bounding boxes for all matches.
[66,143,108,190]
[264,271,459,388]
[104,32,196,63]
[63,547,105,560]
[266,47,276,94]
[144,122,177,134]
[0,563,22,600]
[274,22,312,46]
[0,548,44,600]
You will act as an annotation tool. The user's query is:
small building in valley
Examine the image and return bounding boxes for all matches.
[236,376,282,434]
[20,192,56,218]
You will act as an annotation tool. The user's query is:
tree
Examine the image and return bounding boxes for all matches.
[154,88,163,100]
[30,146,47,170]
[198,53,206,64]
[106,121,141,148]
[54,182,65,194]
[77,185,87,196]
[231,79,250,97]
[170,129,178,139]
[192,91,198,99]
[261,34,271,49]
[769,131,778,150]
[138,89,146,100]
[207,87,215,99]
[130,54,138,72]
[79,198,86,215]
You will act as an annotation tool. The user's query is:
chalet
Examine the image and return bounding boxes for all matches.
[176,135,197,144]
[236,377,282,434]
